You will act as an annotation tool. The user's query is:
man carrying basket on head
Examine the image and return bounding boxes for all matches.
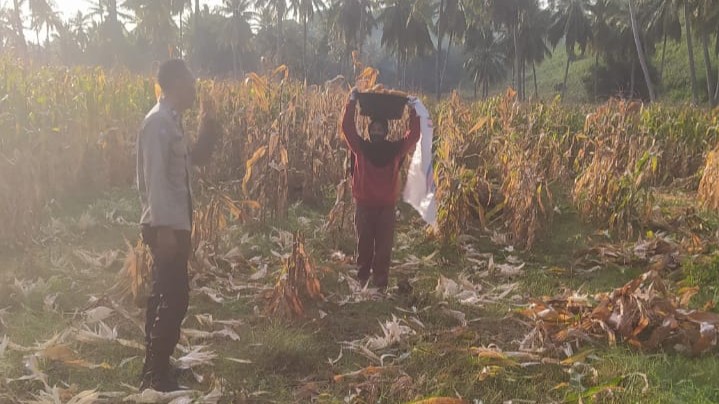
[341,88,421,291]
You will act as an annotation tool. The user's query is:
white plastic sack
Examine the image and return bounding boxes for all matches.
[403,98,437,226]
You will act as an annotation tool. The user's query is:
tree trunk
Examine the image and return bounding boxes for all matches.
[397,52,402,86]
[660,33,667,83]
[276,15,283,64]
[562,56,571,99]
[12,0,26,56]
[629,0,656,102]
[700,31,715,105]
[519,61,523,100]
[402,53,409,88]
[441,31,454,89]
[303,14,308,82]
[232,44,238,78]
[513,23,520,95]
[435,0,445,101]
[240,46,246,75]
[358,8,364,58]
[684,1,699,104]
[522,63,527,101]
[179,9,184,57]
[630,59,636,98]
[593,52,599,100]
[533,61,539,99]
[109,0,117,24]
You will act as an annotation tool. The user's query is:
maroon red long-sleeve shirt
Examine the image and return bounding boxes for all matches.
[341,100,421,207]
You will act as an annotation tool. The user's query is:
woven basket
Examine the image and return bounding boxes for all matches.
[357,92,408,120]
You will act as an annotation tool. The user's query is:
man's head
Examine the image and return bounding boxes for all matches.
[157,59,196,111]
[368,118,389,142]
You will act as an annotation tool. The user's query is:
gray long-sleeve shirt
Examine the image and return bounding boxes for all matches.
[137,100,193,231]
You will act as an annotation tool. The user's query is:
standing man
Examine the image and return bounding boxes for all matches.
[136,59,219,392]
[341,89,420,291]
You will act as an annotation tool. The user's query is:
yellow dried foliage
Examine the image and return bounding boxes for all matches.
[698,145,719,210]
[266,232,324,318]
[521,269,719,356]
[115,238,152,307]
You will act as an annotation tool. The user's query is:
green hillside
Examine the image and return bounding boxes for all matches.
[508,37,719,104]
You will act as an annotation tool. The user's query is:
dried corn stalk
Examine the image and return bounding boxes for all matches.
[572,99,657,239]
[698,145,719,210]
[192,186,258,254]
[266,232,324,317]
[112,238,152,307]
[323,179,355,242]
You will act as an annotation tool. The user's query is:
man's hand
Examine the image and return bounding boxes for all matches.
[156,227,178,261]
[348,87,359,102]
[407,95,419,107]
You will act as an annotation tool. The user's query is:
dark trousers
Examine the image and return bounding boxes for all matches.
[141,226,191,364]
[355,204,396,287]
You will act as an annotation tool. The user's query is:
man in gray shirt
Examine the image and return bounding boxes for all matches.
[137,59,219,392]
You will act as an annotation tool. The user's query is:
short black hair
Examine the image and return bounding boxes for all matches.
[369,118,389,133]
[157,59,189,93]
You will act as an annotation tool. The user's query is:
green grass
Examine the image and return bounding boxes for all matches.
[1,188,719,402]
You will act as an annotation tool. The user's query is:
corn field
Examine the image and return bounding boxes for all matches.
[1,58,718,250]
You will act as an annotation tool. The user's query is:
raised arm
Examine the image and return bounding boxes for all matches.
[399,100,421,156]
[341,90,363,154]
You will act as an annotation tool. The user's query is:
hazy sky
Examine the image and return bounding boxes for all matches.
[51,0,224,18]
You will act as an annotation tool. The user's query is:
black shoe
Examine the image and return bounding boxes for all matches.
[139,352,183,392]
[371,276,388,291]
[140,371,182,392]
[356,275,370,288]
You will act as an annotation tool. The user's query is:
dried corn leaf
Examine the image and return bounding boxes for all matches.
[409,398,468,404]
[519,269,719,356]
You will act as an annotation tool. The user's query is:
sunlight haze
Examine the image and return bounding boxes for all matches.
[52,0,223,17]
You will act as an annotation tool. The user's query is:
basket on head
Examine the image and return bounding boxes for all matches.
[357,92,408,121]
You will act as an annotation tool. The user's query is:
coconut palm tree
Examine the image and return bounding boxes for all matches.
[711,2,719,104]
[326,0,375,76]
[28,0,60,46]
[678,0,699,103]
[464,26,507,98]
[254,0,288,62]
[519,1,552,99]
[587,0,618,99]
[439,0,466,92]
[289,0,325,79]
[219,0,254,77]
[432,0,468,99]
[547,0,591,99]
[484,0,528,96]
[0,6,10,50]
[123,0,179,60]
[645,0,681,82]
[4,0,27,56]
[69,11,92,52]
[693,0,719,105]
[12,0,26,49]
[170,0,192,54]
[380,0,435,87]
[629,0,657,102]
